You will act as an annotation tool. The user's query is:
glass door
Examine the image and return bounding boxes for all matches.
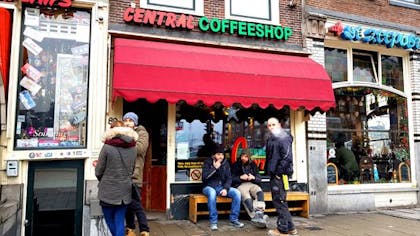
[25,160,84,236]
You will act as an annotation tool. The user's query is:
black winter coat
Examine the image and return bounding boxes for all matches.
[231,159,262,188]
[202,156,232,190]
[265,131,294,177]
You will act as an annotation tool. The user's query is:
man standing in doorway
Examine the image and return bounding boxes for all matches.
[265,117,298,236]
[123,112,150,236]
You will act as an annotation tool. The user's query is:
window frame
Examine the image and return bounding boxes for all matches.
[224,0,280,25]
[324,41,412,185]
[389,0,420,10]
[14,6,91,150]
[352,51,378,84]
[140,0,204,16]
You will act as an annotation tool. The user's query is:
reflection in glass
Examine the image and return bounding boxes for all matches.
[325,47,348,82]
[175,101,290,181]
[327,87,409,184]
[382,55,403,91]
[353,51,378,83]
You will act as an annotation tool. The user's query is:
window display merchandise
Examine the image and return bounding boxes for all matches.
[15,7,90,149]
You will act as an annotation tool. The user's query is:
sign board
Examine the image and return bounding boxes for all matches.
[176,160,203,170]
[398,162,410,182]
[327,163,338,185]
[190,168,202,181]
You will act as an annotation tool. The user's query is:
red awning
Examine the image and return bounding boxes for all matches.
[113,38,335,111]
[0,8,11,96]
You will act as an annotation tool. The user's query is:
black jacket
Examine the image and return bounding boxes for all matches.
[202,156,232,190]
[231,158,262,188]
[265,131,294,177]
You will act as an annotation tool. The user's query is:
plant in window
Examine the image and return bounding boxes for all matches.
[394,146,409,162]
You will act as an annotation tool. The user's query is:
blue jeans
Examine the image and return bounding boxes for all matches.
[203,185,241,224]
[102,205,128,236]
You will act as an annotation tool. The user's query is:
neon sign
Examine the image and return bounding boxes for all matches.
[123,7,194,30]
[329,22,420,50]
[198,17,292,41]
[22,0,72,8]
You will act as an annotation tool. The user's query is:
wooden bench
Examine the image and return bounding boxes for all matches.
[189,191,309,223]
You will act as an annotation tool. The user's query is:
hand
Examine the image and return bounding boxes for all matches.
[220,189,227,196]
[240,174,248,180]
[248,174,255,180]
[213,159,222,169]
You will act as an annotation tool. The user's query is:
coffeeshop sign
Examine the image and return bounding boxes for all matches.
[123,7,292,41]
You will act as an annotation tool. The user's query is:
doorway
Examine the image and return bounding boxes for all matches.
[25,160,84,236]
[124,99,168,211]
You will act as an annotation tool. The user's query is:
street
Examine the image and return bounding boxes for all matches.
[147,208,420,236]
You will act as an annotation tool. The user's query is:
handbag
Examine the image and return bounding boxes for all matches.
[116,148,141,201]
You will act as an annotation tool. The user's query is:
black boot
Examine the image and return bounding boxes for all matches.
[257,191,264,202]
[243,198,254,218]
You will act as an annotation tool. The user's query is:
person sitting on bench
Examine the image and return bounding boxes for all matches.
[232,149,267,228]
[202,145,244,231]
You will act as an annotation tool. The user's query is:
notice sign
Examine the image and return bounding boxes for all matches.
[190,168,202,181]
[177,160,203,170]
[327,163,338,185]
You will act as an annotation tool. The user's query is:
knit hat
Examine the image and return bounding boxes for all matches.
[212,144,224,155]
[240,149,252,158]
[123,112,138,126]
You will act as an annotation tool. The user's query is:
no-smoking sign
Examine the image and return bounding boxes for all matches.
[190,168,202,181]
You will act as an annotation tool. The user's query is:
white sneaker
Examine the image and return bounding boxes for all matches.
[210,223,218,231]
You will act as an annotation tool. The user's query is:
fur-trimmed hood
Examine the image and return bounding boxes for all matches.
[102,126,139,143]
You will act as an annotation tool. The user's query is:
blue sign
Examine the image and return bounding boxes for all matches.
[341,25,420,50]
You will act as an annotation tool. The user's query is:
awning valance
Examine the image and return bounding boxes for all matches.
[113,38,335,111]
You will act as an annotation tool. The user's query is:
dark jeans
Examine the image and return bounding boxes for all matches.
[125,185,150,232]
[270,176,295,234]
[102,204,128,236]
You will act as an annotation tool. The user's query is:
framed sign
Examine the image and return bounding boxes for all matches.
[398,162,410,183]
[327,163,338,185]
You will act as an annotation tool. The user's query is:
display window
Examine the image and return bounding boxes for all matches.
[325,47,410,185]
[175,101,290,182]
[15,7,91,149]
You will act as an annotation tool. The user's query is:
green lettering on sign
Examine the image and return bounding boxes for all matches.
[197,16,292,41]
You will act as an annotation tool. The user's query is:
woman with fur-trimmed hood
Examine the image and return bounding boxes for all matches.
[95,121,138,236]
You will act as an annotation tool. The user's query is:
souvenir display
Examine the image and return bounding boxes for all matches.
[15,7,91,149]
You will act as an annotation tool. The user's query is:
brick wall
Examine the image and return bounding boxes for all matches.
[305,38,328,138]
[109,0,304,48]
[305,0,420,28]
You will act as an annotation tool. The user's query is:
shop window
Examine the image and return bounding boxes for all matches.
[15,7,91,149]
[382,55,404,92]
[140,0,204,16]
[225,0,279,25]
[353,50,378,83]
[325,47,348,83]
[175,101,289,182]
[327,87,409,185]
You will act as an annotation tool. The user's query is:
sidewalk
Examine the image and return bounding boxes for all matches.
[147,208,420,236]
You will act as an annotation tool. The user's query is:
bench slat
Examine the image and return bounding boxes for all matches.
[189,191,309,223]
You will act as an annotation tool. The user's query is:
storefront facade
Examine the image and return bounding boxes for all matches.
[107,0,335,222]
[0,0,109,235]
[304,0,420,214]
